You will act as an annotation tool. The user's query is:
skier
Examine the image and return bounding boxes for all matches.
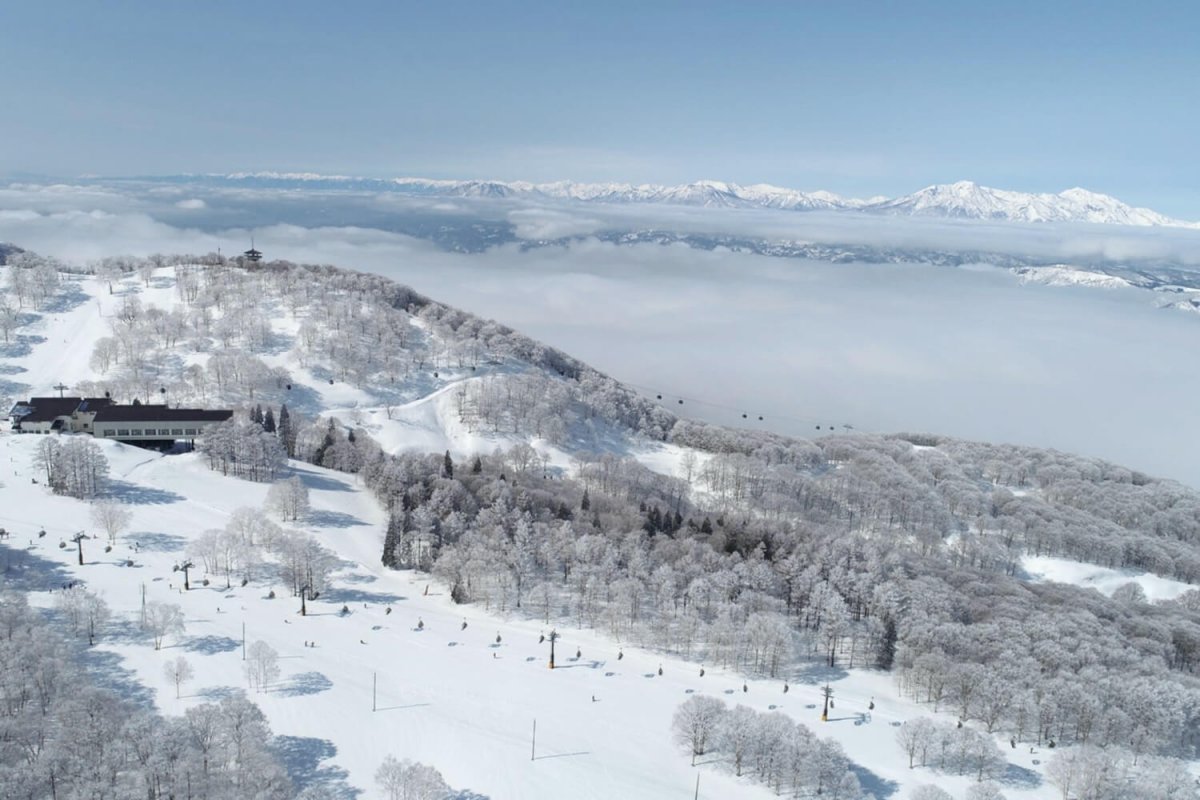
[496,632,502,644]
[783,682,789,694]
[539,633,545,644]
[617,650,623,660]
[743,682,748,693]
[657,665,663,676]
[386,607,392,615]
[575,647,581,659]
[461,619,468,631]
[868,698,875,710]
[699,667,705,678]
[417,618,425,631]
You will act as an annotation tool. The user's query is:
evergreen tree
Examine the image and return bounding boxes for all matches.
[382,514,400,568]
[471,455,483,474]
[252,404,264,425]
[263,407,276,433]
[443,450,454,479]
[876,615,898,670]
[700,517,713,534]
[581,488,590,511]
[277,404,296,458]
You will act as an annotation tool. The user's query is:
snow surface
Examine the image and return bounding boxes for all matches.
[1021,554,1194,603]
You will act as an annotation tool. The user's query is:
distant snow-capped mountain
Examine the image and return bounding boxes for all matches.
[193,172,1199,228]
[865,180,1189,227]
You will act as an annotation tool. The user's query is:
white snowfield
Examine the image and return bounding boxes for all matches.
[1021,554,1194,603]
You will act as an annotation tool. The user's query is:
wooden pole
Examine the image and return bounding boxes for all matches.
[531,718,536,761]
[694,772,700,800]
[241,622,246,661]
[373,672,377,712]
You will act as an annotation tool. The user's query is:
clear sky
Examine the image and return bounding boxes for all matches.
[3,1,1198,216]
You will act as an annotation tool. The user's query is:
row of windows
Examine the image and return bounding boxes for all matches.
[102,428,200,437]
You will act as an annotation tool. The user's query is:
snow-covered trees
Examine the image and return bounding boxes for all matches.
[672,695,725,765]
[266,475,310,521]
[273,530,337,599]
[144,600,185,650]
[0,590,291,799]
[56,585,110,645]
[202,416,286,482]
[244,640,280,691]
[669,697,857,794]
[91,499,133,545]
[374,755,451,800]
[895,717,1005,781]
[164,655,194,698]
[34,437,110,498]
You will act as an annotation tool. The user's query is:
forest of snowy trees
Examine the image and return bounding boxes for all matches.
[0,590,293,799]
[8,250,1200,792]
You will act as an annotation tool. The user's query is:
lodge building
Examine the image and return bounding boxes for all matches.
[7,397,232,445]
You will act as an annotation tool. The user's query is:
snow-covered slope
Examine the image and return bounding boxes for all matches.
[197,172,1199,228]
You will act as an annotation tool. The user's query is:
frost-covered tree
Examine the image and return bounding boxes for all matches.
[374,755,450,800]
[91,499,133,545]
[672,695,725,765]
[144,600,185,649]
[244,640,280,691]
[165,655,194,698]
[266,475,310,521]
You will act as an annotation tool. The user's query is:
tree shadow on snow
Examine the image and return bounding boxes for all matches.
[272,735,360,799]
[307,510,367,529]
[41,284,91,314]
[789,661,849,685]
[290,468,356,493]
[999,762,1042,790]
[130,531,188,552]
[80,648,157,711]
[194,685,241,702]
[319,586,406,605]
[107,481,185,505]
[850,763,899,798]
[0,542,75,592]
[183,635,241,655]
[0,332,45,359]
[274,671,333,698]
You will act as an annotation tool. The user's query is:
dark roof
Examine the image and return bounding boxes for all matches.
[92,406,233,424]
[77,397,112,412]
[20,397,85,423]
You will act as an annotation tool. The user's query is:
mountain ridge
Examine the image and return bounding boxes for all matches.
[194,172,1199,228]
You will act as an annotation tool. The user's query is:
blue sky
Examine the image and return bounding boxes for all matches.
[3,1,1198,215]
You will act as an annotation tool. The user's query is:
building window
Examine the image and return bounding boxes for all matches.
[184,428,198,435]
[117,429,130,436]
[171,429,183,435]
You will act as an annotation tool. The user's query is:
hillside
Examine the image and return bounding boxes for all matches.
[3,255,1200,799]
